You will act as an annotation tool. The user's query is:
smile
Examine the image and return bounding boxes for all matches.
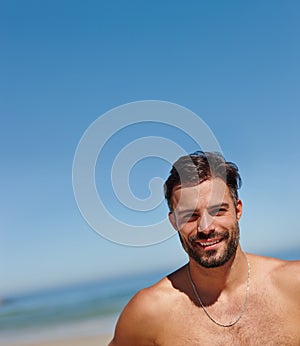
[196,238,223,248]
[199,240,221,246]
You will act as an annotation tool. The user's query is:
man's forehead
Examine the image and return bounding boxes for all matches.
[171,178,230,210]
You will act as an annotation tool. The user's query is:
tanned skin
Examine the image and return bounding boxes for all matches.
[109,178,300,345]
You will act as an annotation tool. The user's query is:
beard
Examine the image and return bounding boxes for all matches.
[178,223,240,268]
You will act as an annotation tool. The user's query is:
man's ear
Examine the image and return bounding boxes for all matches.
[168,212,178,231]
[236,199,243,220]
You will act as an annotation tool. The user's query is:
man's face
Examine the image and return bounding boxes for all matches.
[168,178,242,268]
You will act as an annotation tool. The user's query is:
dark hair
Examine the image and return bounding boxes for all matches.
[164,151,242,211]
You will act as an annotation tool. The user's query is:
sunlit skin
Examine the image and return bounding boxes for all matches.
[168,178,242,269]
[109,178,300,346]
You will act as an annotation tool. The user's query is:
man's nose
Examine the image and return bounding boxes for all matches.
[197,212,214,233]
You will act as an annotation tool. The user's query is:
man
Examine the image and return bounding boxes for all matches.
[109,151,300,345]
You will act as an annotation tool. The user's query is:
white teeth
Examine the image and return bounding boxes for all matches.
[199,240,220,246]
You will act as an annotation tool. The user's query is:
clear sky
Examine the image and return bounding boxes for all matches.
[1,0,299,296]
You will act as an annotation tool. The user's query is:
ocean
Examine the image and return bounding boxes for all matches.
[0,269,169,346]
[0,248,298,346]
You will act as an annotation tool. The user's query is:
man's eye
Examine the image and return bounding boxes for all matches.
[183,214,198,222]
[210,208,227,216]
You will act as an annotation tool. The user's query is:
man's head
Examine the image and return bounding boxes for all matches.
[164,151,241,212]
[164,151,242,268]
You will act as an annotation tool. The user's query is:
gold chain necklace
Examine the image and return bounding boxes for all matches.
[186,256,250,328]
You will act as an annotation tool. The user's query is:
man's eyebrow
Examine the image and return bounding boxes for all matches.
[208,202,230,210]
[176,209,198,216]
[175,203,230,215]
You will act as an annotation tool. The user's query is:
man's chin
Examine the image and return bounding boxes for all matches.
[190,249,235,268]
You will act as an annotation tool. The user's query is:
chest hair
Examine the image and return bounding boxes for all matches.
[159,291,299,346]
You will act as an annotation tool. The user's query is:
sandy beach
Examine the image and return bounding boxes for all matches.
[1,315,117,346]
[27,334,112,346]
[6,334,113,346]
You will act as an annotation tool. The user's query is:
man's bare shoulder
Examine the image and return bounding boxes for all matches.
[109,266,188,346]
[129,274,179,310]
[272,258,300,296]
[130,264,189,307]
[250,253,300,298]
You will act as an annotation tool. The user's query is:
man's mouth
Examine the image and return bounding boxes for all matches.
[196,238,223,249]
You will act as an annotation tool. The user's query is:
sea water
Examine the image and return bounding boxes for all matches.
[0,269,168,345]
[0,248,298,346]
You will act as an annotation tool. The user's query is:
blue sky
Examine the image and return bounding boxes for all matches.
[1,0,300,296]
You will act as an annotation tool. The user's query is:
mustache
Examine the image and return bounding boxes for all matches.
[188,231,229,242]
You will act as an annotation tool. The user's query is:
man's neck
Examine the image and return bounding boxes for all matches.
[188,247,247,305]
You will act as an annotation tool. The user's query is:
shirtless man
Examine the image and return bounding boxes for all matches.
[109,151,300,345]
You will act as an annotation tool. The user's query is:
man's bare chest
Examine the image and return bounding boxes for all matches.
[158,316,298,346]
[156,294,300,346]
